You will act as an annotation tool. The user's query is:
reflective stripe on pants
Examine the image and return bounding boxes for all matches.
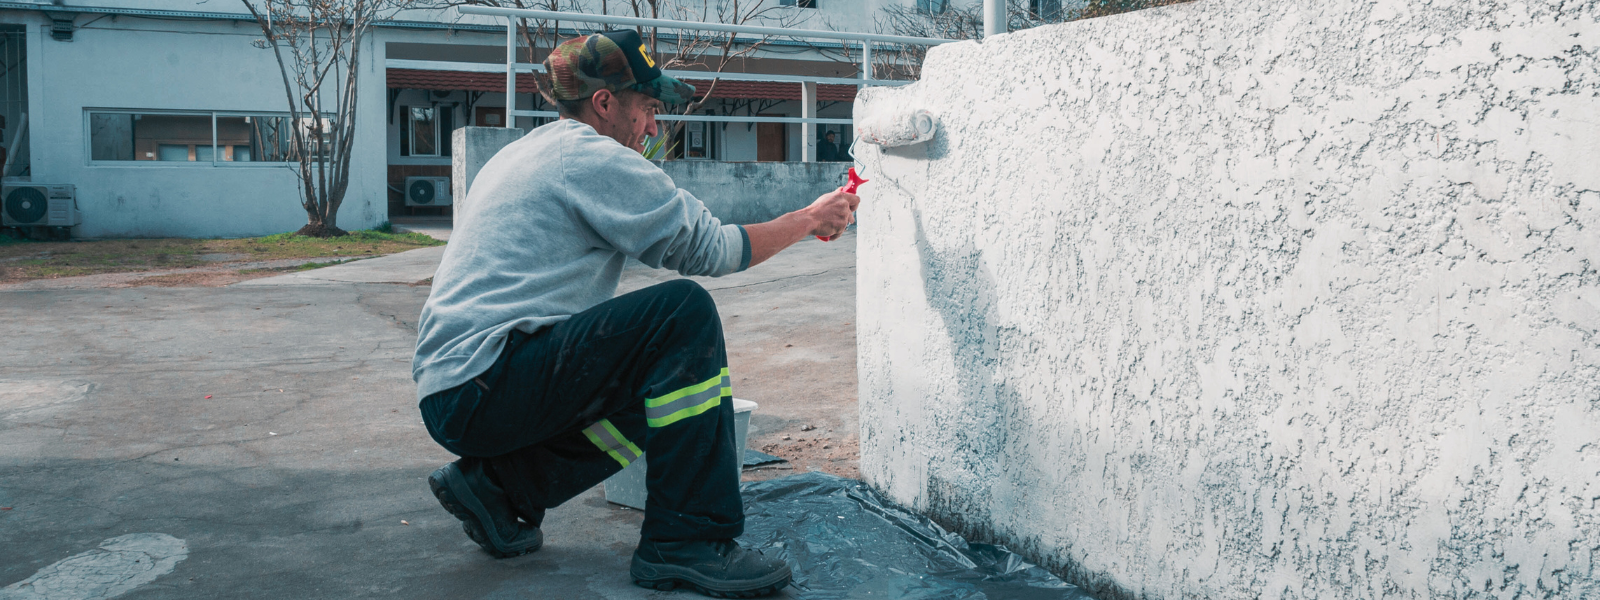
[582,418,644,467]
[645,367,729,427]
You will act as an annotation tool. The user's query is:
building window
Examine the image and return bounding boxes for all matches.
[157,144,190,161]
[780,0,817,8]
[916,0,947,14]
[410,107,436,156]
[216,114,296,162]
[89,114,136,161]
[1030,0,1062,20]
[87,110,313,165]
[89,112,212,162]
[399,103,454,157]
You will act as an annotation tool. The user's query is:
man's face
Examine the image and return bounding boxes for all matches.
[590,90,662,153]
[826,133,836,143]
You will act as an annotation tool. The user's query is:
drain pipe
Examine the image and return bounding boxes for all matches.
[983,0,1006,38]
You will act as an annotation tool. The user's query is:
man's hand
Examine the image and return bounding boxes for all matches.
[742,187,863,268]
[804,187,861,242]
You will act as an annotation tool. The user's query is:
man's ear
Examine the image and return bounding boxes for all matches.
[589,90,616,121]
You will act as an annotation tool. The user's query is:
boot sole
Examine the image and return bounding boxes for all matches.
[428,464,542,559]
[631,557,791,598]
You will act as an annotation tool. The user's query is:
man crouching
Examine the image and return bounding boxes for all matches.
[412,30,858,597]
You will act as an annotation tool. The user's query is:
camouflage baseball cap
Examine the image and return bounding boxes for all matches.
[544,30,696,105]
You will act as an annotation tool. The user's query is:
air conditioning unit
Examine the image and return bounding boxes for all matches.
[404,176,452,207]
[2,184,79,227]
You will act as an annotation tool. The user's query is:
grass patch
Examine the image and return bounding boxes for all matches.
[0,230,38,247]
[0,228,443,283]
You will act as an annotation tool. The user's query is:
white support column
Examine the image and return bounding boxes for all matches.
[984,0,1006,38]
[861,42,873,84]
[801,81,818,163]
[505,17,517,128]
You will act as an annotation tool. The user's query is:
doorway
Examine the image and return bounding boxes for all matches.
[756,115,786,162]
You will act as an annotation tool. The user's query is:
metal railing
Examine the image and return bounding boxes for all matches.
[454,6,956,128]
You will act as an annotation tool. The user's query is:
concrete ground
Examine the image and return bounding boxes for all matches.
[0,230,857,598]
[392,216,454,242]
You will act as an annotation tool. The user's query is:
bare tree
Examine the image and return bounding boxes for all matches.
[652,1,805,142]
[1079,0,1190,19]
[455,0,611,65]
[863,2,984,80]
[863,0,1192,80]
[424,0,592,113]
[627,0,663,52]
[428,0,803,155]
[243,0,412,237]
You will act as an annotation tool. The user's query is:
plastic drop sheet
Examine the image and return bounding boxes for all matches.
[737,473,1095,600]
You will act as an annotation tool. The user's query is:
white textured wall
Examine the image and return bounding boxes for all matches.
[854,1,1600,598]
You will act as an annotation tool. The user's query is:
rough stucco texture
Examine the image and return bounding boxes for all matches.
[853,1,1600,598]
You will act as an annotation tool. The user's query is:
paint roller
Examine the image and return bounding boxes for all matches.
[855,108,938,148]
[816,108,938,241]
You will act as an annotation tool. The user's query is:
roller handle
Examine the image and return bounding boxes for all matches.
[817,167,868,242]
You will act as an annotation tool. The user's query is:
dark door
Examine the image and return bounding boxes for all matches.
[756,117,786,162]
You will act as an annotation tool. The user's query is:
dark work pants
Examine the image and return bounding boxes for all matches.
[419,280,743,541]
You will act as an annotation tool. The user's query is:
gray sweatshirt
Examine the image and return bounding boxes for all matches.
[412,119,749,401]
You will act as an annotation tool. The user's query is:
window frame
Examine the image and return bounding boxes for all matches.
[83,109,215,167]
[214,112,305,165]
[399,101,454,159]
[83,108,331,168]
[1029,0,1063,20]
[408,105,439,157]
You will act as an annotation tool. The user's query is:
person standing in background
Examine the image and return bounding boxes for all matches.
[817,131,839,162]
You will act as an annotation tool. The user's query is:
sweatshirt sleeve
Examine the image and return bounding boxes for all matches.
[563,135,747,277]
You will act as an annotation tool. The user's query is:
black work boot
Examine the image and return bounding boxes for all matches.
[631,538,791,598]
[428,458,543,558]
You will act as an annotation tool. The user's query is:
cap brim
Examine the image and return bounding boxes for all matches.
[631,74,696,105]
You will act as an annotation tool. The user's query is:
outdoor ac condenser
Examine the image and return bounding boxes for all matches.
[404,176,452,207]
[2,184,79,227]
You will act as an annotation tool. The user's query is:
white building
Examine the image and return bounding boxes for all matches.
[0,0,923,238]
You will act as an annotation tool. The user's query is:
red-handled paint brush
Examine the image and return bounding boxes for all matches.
[817,167,868,242]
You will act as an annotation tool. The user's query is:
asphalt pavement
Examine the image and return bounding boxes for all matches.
[0,230,858,599]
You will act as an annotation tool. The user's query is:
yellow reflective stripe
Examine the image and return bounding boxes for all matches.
[580,426,625,466]
[600,419,643,460]
[582,419,639,467]
[645,368,730,408]
[645,376,727,420]
[648,394,723,428]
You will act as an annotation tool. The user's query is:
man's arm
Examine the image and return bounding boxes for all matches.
[743,187,860,268]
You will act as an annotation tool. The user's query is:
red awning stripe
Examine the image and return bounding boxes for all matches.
[386,69,858,103]
[387,69,541,94]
